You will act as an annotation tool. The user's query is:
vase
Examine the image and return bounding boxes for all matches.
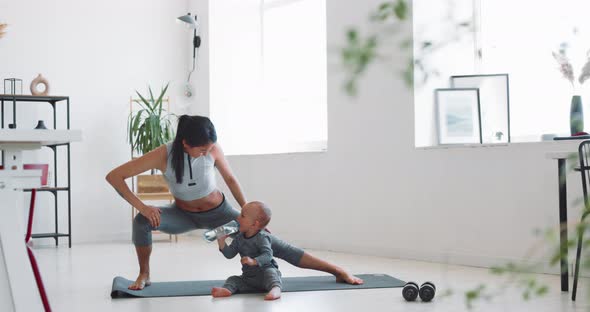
[30,73,50,96]
[34,120,47,129]
[570,95,584,135]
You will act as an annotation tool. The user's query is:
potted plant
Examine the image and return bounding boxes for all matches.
[127,84,175,238]
[128,83,175,156]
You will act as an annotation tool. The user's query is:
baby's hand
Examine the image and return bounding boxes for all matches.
[241,256,257,266]
[217,235,229,249]
[217,235,229,242]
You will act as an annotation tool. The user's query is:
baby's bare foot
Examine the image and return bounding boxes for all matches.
[264,286,281,301]
[128,273,151,290]
[211,287,232,298]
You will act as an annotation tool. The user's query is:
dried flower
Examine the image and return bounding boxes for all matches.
[552,51,575,86]
[0,23,6,39]
[579,56,590,85]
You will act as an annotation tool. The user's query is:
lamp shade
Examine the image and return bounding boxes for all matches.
[177,13,197,29]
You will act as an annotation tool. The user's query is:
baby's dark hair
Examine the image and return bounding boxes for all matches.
[251,201,272,227]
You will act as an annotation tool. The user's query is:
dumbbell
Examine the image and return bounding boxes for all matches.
[418,281,436,302]
[402,282,419,301]
[402,281,436,302]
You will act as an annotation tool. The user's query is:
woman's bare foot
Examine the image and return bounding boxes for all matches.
[211,287,232,298]
[264,286,281,301]
[128,272,151,290]
[335,270,364,285]
[297,253,364,285]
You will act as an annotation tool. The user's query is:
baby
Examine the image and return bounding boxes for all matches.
[211,201,282,300]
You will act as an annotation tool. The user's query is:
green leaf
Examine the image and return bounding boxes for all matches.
[378,2,392,11]
[394,0,408,20]
[148,86,155,108]
[523,291,530,300]
[156,83,169,116]
[490,266,505,275]
[344,79,357,96]
[536,286,548,296]
[347,29,358,42]
[402,59,413,87]
[399,38,412,49]
[135,90,152,113]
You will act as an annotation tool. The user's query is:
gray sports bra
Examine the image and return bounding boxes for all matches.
[163,142,217,201]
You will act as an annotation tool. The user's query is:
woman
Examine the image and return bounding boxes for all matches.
[106,115,363,290]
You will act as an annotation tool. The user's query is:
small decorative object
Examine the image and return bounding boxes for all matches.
[552,50,590,135]
[0,23,7,39]
[34,120,47,129]
[8,123,16,129]
[450,74,510,143]
[30,74,50,96]
[570,95,584,135]
[4,78,22,94]
[435,88,482,144]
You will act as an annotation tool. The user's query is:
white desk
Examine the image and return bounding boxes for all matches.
[0,129,81,312]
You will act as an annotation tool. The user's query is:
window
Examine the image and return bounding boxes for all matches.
[414,0,590,147]
[209,0,327,155]
[478,0,590,141]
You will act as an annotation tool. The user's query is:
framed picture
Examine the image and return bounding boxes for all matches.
[435,88,482,145]
[450,74,510,143]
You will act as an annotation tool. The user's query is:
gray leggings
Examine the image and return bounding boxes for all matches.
[132,194,305,266]
[224,268,282,294]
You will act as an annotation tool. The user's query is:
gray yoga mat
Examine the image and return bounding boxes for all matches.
[110,274,405,298]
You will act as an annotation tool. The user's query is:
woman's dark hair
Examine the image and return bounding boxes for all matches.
[170,115,217,183]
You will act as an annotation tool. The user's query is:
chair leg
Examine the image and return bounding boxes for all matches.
[27,246,52,311]
[573,218,587,301]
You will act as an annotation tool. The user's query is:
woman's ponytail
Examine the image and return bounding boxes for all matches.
[169,115,217,184]
[170,115,189,183]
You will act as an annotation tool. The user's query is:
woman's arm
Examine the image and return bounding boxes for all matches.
[105,145,167,224]
[211,143,247,208]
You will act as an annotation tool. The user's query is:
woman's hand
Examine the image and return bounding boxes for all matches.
[140,205,162,228]
[241,256,257,266]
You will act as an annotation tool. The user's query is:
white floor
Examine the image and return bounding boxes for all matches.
[33,236,590,312]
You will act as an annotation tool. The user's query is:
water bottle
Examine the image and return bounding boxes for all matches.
[203,220,239,242]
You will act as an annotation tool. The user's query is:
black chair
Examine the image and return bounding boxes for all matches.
[572,140,590,301]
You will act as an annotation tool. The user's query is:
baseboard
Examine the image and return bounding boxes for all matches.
[296,240,580,277]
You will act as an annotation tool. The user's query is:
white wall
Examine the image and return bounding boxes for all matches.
[218,0,585,272]
[0,0,192,243]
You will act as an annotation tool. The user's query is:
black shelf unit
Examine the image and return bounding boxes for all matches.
[0,94,72,248]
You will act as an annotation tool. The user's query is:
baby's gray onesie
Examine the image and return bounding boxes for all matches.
[220,230,282,293]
